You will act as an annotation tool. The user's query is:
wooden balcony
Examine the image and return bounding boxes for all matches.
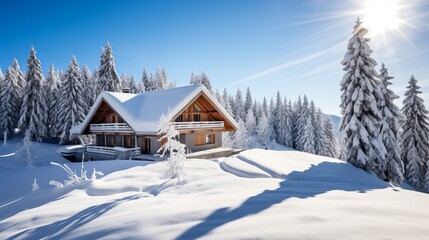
[173,121,224,130]
[90,123,133,133]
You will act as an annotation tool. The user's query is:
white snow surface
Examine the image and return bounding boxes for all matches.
[71,84,238,135]
[1,140,429,239]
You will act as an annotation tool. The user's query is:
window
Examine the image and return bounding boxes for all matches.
[112,116,116,123]
[195,133,215,145]
[193,114,201,122]
[175,115,183,122]
[205,134,215,144]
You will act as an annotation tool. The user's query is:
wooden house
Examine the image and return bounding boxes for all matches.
[71,85,238,159]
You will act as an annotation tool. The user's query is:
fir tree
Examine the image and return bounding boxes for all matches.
[302,117,316,154]
[283,98,294,147]
[314,108,330,156]
[199,71,212,93]
[139,67,149,92]
[158,114,187,182]
[19,47,47,141]
[292,96,302,149]
[295,95,309,151]
[81,65,93,113]
[268,97,276,141]
[97,42,121,93]
[0,67,21,135]
[244,87,253,115]
[128,75,139,93]
[323,117,338,158]
[45,65,61,138]
[245,108,257,135]
[274,91,284,144]
[233,119,248,149]
[339,18,385,174]
[400,75,429,190]
[222,88,234,118]
[234,89,245,121]
[379,63,404,184]
[257,112,273,146]
[12,58,25,97]
[58,56,86,144]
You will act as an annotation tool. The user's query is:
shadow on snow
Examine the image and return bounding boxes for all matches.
[5,194,142,240]
[176,161,390,240]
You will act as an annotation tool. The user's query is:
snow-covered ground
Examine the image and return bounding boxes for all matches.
[1,138,429,239]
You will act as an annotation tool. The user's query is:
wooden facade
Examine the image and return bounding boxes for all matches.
[84,91,235,155]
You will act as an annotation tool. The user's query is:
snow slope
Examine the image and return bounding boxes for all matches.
[1,143,429,239]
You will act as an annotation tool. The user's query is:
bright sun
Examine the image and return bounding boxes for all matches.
[363,0,401,35]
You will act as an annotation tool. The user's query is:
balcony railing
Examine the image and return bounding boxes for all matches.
[173,121,224,130]
[86,146,140,156]
[90,123,133,133]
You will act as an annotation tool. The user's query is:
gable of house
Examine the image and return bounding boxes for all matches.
[71,84,238,135]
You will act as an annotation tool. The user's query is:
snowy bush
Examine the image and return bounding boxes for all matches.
[49,158,104,188]
[158,114,187,182]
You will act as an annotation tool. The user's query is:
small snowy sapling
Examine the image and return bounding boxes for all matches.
[158,114,187,182]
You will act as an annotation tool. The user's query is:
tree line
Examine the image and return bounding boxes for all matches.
[0,43,177,145]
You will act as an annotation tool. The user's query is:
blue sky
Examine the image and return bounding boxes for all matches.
[1,0,428,115]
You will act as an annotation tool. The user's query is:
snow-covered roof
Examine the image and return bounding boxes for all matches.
[71,84,238,135]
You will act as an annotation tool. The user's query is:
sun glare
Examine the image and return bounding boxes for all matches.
[363,0,401,35]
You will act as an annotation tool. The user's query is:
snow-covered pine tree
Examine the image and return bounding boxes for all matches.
[91,68,98,102]
[262,97,268,116]
[199,71,212,93]
[314,108,331,157]
[19,47,47,141]
[58,56,86,144]
[158,114,187,182]
[190,71,212,92]
[97,42,121,94]
[292,96,302,149]
[244,87,253,115]
[274,91,284,144]
[45,65,61,138]
[302,116,316,154]
[323,117,338,158]
[234,89,245,121]
[339,18,385,174]
[154,67,169,90]
[81,65,93,113]
[148,72,156,91]
[253,99,260,125]
[257,112,273,147]
[379,63,404,184]
[268,97,276,141]
[295,95,309,151]
[215,89,222,105]
[222,88,234,118]
[400,75,429,190]
[139,67,149,92]
[0,67,21,135]
[190,71,198,84]
[245,107,257,135]
[12,58,25,98]
[120,73,129,90]
[233,119,248,149]
[283,98,294,147]
[128,75,139,93]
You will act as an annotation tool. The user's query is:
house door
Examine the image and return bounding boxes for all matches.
[145,138,151,154]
